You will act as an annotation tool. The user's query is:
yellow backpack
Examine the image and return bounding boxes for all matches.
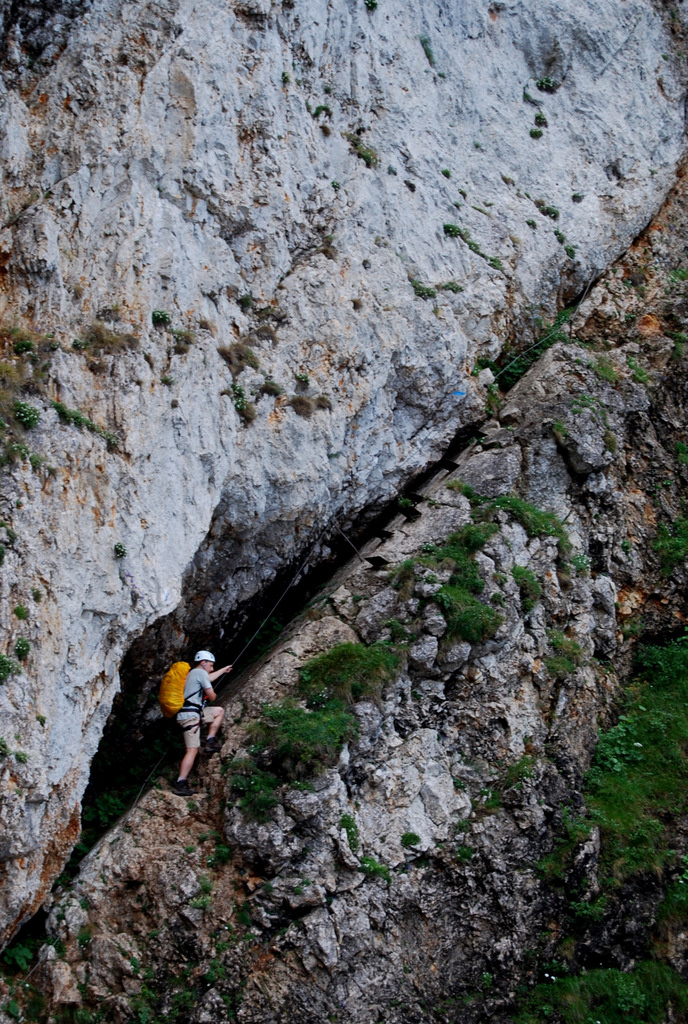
[158,661,191,718]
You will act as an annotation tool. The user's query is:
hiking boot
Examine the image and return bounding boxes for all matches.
[205,735,222,754]
[173,778,193,796]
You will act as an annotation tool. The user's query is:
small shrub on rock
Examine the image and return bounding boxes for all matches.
[435,586,503,644]
[218,344,259,376]
[230,760,280,821]
[288,395,315,418]
[14,638,30,661]
[14,402,40,429]
[653,517,688,573]
[359,855,391,882]
[299,642,400,705]
[340,813,359,851]
[249,699,358,779]
[512,565,542,612]
[0,654,20,682]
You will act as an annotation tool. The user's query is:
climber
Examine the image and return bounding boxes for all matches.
[173,650,232,797]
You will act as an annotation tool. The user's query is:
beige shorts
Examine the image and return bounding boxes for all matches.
[178,707,219,749]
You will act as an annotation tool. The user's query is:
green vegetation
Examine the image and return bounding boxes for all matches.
[435,584,503,643]
[407,522,503,643]
[545,629,584,679]
[530,128,543,139]
[217,343,259,376]
[401,831,421,848]
[340,813,359,851]
[419,35,435,66]
[627,355,649,384]
[653,517,688,572]
[51,400,120,450]
[114,542,127,559]
[260,378,284,397]
[570,553,590,575]
[151,310,171,326]
[343,132,379,168]
[300,642,400,705]
[73,320,138,353]
[487,495,571,553]
[512,565,542,612]
[534,200,560,220]
[221,382,256,423]
[14,638,30,661]
[206,842,232,867]
[478,307,571,390]
[13,402,40,429]
[360,855,392,882]
[443,224,503,272]
[518,635,688,1023]
[230,643,399,820]
[535,76,560,92]
[384,618,416,643]
[504,754,535,788]
[230,761,280,821]
[249,700,358,778]
[0,655,20,682]
[548,635,688,885]
[443,486,571,565]
[516,962,688,1024]
[593,356,618,383]
[13,605,27,620]
[410,279,436,300]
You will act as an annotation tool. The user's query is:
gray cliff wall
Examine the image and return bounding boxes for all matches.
[0,0,686,946]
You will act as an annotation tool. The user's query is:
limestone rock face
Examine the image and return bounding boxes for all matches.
[34,167,688,1019]
[1,0,688,951]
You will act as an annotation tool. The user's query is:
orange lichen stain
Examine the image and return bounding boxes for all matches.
[616,586,646,617]
[643,503,658,527]
[636,314,662,335]
[62,95,72,110]
[489,7,497,18]
[284,193,290,202]
[38,94,48,104]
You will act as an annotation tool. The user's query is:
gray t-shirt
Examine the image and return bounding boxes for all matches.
[177,667,212,721]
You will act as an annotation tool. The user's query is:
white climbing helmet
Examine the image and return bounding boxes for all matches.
[194,650,216,663]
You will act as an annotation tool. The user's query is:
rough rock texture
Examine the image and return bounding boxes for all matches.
[1,0,688,964]
[19,173,688,1018]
